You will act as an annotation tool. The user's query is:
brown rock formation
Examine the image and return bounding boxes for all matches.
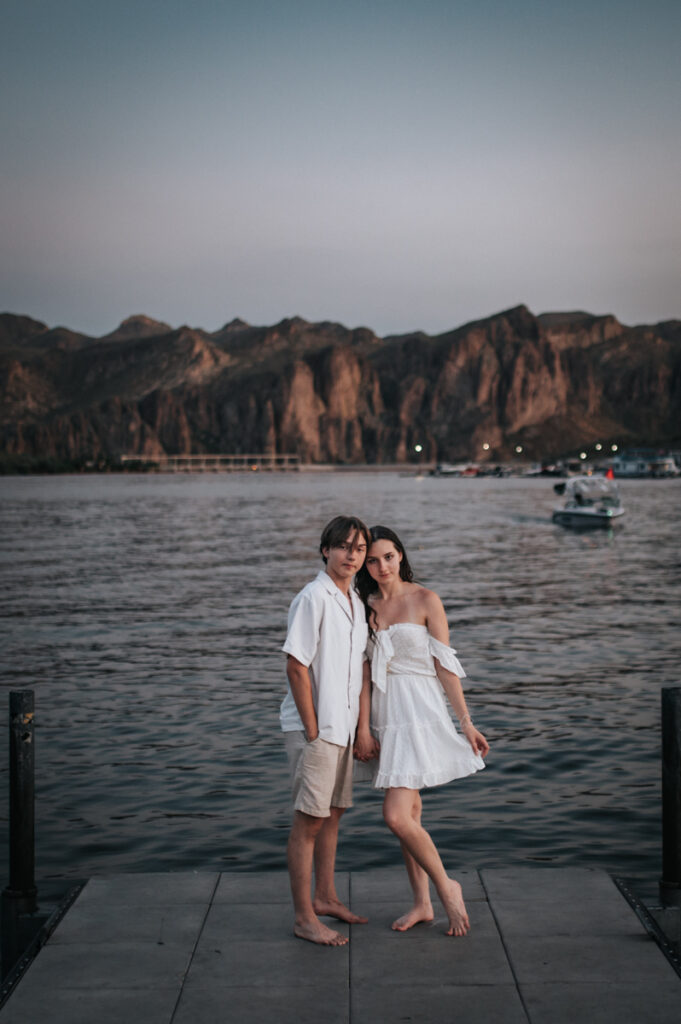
[0,305,679,464]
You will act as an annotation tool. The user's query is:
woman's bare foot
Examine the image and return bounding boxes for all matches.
[294,917,349,945]
[440,879,470,937]
[313,896,368,924]
[391,902,434,931]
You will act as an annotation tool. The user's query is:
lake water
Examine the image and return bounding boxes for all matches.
[1,472,679,891]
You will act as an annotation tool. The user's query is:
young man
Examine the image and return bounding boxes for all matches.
[281,514,377,946]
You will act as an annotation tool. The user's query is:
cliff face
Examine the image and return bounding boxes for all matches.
[1,306,679,463]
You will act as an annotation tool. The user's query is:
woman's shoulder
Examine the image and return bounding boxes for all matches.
[413,587,448,633]
[411,584,442,609]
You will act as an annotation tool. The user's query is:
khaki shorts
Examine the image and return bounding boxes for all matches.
[284,732,354,818]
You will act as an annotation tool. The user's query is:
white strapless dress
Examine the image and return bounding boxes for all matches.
[368,623,485,790]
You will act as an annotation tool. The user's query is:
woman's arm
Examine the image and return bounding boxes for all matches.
[424,591,490,758]
[354,659,380,760]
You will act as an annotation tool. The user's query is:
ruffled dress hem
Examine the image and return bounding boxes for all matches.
[373,761,483,790]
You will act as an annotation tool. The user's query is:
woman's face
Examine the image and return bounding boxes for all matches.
[365,539,403,585]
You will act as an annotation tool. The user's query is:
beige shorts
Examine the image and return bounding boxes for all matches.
[284,732,354,818]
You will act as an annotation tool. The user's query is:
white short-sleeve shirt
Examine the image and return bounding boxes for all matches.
[280,570,369,746]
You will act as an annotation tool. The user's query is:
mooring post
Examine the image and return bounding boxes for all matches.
[2,690,39,978]
[660,686,681,905]
[3,690,37,913]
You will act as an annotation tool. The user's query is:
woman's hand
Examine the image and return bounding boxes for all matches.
[463,722,489,758]
[354,729,380,762]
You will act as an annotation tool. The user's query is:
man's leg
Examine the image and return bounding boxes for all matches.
[312,806,368,924]
[288,809,348,945]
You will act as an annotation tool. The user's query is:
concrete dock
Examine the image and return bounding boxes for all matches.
[1,866,679,1023]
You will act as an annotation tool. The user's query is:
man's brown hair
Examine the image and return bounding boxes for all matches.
[319,515,370,563]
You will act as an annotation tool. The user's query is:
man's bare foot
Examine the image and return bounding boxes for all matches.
[313,896,368,924]
[294,918,349,946]
[441,879,470,937]
[392,902,435,931]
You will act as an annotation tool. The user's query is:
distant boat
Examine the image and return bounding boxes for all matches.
[524,462,567,478]
[430,462,480,477]
[552,476,624,529]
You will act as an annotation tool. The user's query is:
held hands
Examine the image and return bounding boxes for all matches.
[353,729,380,762]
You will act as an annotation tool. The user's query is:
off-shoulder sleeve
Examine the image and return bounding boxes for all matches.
[428,635,466,678]
[370,630,395,693]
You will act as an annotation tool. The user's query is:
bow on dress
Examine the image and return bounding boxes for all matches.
[370,630,395,693]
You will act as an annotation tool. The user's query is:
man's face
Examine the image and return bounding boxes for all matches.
[323,529,367,580]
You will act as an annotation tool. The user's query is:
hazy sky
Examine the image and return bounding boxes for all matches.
[2,0,679,336]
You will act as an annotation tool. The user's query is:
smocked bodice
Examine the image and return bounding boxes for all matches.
[368,623,466,692]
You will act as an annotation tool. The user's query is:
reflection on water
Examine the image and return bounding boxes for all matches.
[0,473,679,885]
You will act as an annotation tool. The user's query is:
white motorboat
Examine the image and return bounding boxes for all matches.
[552,476,624,528]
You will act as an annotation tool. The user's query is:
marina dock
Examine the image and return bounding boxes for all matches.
[1,865,679,1023]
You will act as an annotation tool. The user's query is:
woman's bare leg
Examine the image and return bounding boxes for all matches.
[383,787,469,936]
[393,793,434,930]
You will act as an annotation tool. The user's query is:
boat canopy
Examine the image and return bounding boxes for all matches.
[565,476,620,501]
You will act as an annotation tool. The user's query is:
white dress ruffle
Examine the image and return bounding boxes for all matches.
[368,623,484,790]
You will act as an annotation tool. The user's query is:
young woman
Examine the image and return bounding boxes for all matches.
[354,526,489,936]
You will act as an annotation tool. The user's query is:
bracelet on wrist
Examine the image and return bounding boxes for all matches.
[459,713,473,730]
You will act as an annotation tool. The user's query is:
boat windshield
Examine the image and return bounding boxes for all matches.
[564,477,621,506]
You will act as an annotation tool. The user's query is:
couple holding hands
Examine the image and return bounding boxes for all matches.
[281,515,489,946]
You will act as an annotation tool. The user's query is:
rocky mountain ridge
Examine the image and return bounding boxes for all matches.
[1,305,679,464]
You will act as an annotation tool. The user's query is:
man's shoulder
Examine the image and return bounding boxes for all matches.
[289,572,332,608]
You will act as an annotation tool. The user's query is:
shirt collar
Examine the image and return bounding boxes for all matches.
[316,569,364,623]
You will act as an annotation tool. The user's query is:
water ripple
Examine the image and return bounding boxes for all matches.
[0,474,679,885]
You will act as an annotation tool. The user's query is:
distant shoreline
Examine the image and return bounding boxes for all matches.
[2,457,678,479]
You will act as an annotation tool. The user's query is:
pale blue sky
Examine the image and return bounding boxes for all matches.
[1,0,679,336]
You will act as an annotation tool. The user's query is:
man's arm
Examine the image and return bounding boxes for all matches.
[286,655,319,741]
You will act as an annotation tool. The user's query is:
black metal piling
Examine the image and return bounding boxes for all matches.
[4,690,37,911]
[660,686,681,905]
[2,690,38,979]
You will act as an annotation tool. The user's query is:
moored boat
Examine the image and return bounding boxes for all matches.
[552,476,624,528]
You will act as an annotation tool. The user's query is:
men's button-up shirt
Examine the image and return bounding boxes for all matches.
[280,570,369,746]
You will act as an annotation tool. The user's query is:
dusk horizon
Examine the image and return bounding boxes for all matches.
[3,299,679,344]
[2,0,679,339]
